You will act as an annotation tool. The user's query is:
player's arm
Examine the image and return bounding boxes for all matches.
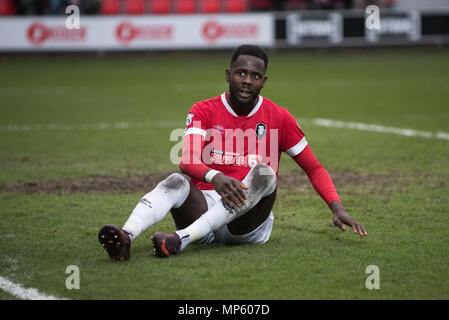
[292,145,367,237]
[179,125,247,209]
[281,110,367,237]
[179,128,209,180]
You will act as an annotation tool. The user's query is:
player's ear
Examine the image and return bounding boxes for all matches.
[262,75,268,88]
[225,69,230,83]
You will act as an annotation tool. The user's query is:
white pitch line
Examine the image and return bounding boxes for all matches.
[299,118,449,141]
[0,119,448,141]
[0,276,67,300]
[0,121,182,132]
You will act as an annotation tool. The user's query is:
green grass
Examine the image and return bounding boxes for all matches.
[0,48,448,300]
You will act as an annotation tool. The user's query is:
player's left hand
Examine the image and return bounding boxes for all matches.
[211,173,248,209]
[330,201,368,237]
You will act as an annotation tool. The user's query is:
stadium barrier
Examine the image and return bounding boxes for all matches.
[0,14,274,50]
[0,9,448,51]
[276,9,449,48]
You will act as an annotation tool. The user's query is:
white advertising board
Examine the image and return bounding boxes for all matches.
[0,14,274,51]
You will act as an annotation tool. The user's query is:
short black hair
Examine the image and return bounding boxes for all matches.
[230,44,268,71]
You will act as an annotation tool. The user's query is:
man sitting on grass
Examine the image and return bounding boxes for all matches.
[98,44,367,261]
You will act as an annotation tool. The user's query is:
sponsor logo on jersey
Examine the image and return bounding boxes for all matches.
[213,125,225,134]
[209,149,262,168]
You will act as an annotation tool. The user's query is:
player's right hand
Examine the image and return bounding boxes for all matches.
[211,173,248,209]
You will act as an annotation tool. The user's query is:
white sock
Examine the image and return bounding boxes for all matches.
[175,202,225,250]
[175,163,276,250]
[122,173,190,242]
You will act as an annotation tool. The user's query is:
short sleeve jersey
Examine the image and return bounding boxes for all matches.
[184,93,308,190]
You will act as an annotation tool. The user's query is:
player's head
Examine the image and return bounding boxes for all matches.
[230,44,268,72]
[226,45,268,108]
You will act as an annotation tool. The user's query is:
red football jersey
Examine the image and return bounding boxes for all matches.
[183,93,308,190]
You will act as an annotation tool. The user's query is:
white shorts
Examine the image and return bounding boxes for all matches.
[198,189,274,245]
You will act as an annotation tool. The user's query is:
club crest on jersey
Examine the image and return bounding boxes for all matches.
[255,122,267,140]
[185,113,194,128]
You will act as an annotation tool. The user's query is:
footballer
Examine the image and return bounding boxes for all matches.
[98,44,367,261]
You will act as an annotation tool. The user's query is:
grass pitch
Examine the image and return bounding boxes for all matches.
[0,48,448,300]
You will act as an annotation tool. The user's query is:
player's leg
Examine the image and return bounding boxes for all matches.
[149,180,210,258]
[151,188,277,257]
[151,163,277,257]
[121,172,194,240]
[98,172,205,261]
[170,180,208,230]
[226,186,277,236]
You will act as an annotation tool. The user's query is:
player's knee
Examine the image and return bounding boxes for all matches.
[159,173,189,191]
[157,173,190,208]
[250,163,277,195]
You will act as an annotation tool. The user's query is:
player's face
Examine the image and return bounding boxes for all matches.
[226,54,267,108]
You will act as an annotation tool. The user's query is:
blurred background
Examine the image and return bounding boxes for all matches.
[0,0,448,51]
[0,0,398,15]
[2,0,449,15]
